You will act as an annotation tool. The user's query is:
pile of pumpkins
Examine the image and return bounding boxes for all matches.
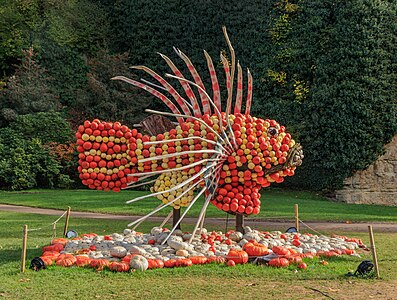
[38,227,362,272]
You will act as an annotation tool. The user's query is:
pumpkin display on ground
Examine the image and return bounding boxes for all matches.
[37,226,363,273]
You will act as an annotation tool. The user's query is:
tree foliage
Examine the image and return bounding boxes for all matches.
[0,0,395,191]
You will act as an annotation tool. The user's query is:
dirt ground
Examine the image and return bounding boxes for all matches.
[1,204,397,233]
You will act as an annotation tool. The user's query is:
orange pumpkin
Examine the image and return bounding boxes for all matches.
[163,259,177,268]
[243,242,269,257]
[272,246,290,256]
[189,256,208,265]
[301,252,314,259]
[56,254,76,267]
[156,259,164,268]
[206,256,226,264]
[75,255,92,267]
[40,256,54,266]
[51,238,68,246]
[89,259,110,270]
[342,249,355,255]
[109,262,129,272]
[175,258,193,267]
[42,251,60,259]
[318,251,339,258]
[56,254,76,263]
[147,259,161,269]
[287,255,303,264]
[43,243,64,253]
[268,257,289,268]
[226,250,248,264]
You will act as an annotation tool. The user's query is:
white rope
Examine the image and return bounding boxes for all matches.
[26,209,68,232]
[51,210,68,225]
[298,219,326,236]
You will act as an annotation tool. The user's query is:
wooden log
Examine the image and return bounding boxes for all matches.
[368,225,380,278]
[236,214,244,233]
[173,208,181,230]
[63,206,71,237]
[21,225,27,273]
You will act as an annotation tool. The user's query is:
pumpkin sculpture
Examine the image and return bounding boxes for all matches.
[75,27,303,239]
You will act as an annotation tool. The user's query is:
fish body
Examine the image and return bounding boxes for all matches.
[76,27,303,234]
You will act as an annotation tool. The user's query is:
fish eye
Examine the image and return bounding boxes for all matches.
[267,127,278,136]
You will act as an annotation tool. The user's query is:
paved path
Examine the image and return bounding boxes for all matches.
[1,204,397,233]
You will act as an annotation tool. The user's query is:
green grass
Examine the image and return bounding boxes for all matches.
[0,211,396,299]
[1,188,397,222]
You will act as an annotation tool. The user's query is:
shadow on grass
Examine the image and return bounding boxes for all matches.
[0,247,42,267]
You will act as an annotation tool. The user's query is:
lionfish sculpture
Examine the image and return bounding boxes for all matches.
[76,27,303,243]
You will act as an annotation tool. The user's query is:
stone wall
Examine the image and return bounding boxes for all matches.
[335,135,397,206]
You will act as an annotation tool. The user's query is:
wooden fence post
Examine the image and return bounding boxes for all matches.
[368,225,380,278]
[21,225,28,272]
[63,206,71,237]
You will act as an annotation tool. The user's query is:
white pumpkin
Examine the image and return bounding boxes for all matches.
[130,255,149,271]
[110,246,127,258]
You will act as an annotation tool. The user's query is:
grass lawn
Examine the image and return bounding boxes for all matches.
[0,211,396,299]
[1,188,397,222]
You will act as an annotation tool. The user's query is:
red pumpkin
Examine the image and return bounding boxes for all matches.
[226,260,236,267]
[243,242,269,257]
[189,256,208,265]
[109,262,129,272]
[268,257,289,268]
[122,254,139,264]
[298,262,307,269]
[89,259,110,270]
[75,255,92,267]
[175,258,193,267]
[163,259,177,268]
[226,249,248,264]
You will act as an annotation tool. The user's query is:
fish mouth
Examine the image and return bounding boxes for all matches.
[262,143,304,176]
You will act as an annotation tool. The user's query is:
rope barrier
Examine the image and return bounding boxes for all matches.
[298,219,326,236]
[26,209,68,233]
[51,210,67,225]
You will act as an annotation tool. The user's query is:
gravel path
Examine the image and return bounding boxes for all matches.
[1,204,397,233]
